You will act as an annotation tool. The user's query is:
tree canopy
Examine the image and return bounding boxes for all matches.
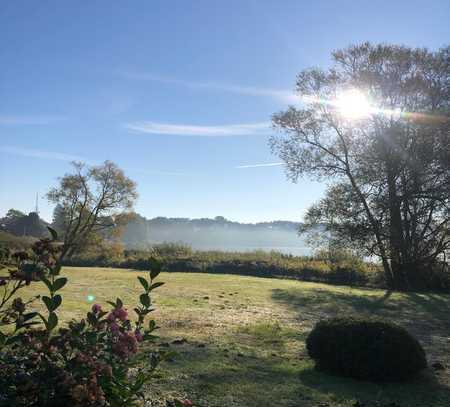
[271,43,450,290]
[47,161,137,259]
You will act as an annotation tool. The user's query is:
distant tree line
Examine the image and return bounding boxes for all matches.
[0,209,48,238]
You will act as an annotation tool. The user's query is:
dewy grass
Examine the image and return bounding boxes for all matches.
[8,267,450,407]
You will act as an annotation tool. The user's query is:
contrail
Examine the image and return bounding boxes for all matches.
[236,162,283,169]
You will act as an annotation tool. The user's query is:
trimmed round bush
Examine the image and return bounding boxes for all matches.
[306,317,427,381]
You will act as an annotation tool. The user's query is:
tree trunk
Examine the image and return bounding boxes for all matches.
[345,169,395,288]
[380,256,394,288]
[386,160,408,290]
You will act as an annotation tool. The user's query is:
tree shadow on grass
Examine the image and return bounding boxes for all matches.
[297,365,450,407]
[271,287,450,336]
[153,343,450,407]
[152,344,311,407]
[269,287,450,405]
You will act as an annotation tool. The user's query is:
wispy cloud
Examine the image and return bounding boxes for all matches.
[121,72,299,104]
[125,121,272,137]
[0,146,193,177]
[236,162,283,169]
[0,146,87,162]
[0,116,66,125]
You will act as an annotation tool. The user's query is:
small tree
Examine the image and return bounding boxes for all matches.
[47,161,137,260]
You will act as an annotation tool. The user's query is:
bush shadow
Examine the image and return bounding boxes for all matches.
[154,341,450,407]
[270,286,450,403]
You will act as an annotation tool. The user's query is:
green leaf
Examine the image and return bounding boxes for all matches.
[148,319,156,331]
[87,312,97,326]
[47,312,58,331]
[5,335,21,346]
[42,296,53,311]
[23,312,38,322]
[116,298,123,308]
[38,313,47,325]
[52,277,67,292]
[50,263,62,276]
[47,226,58,241]
[86,331,98,344]
[137,276,149,291]
[144,333,159,341]
[149,282,164,291]
[140,293,150,307]
[41,276,53,292]
[20,321,40,328]
[52,294,62,310]
[98,310,107,318]
[150,268,161,280]
[149,258,162,280]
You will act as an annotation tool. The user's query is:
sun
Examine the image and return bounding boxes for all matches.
[334,89,372,119]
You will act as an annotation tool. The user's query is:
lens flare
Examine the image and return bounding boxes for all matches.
[302,88,448,124]
[334,89,372,119]
[86,294,95,303]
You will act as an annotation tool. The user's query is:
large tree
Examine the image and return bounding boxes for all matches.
[271,43,449,290]
[48,161,137,260]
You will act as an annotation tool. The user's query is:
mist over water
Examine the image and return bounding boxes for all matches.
[122,216,311,256]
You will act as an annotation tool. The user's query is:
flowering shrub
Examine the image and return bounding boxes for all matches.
[0,228,168,406]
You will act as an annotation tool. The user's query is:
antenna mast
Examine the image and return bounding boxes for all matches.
[35,192,39,215]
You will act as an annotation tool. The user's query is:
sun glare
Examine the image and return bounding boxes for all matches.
[334,89,373,119]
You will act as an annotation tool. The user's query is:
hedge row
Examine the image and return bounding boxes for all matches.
[63,254,384,288]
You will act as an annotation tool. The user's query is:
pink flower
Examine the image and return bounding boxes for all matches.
[111,332,139,359]
[109,322,120,334]
[112,340,130,359]
[107,312,115,322]
[124,332,138,352]
[182,400,193,407]
[114,307,128,322]
[91,304,102,314]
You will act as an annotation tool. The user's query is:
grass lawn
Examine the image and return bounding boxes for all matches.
[11,267,450,406]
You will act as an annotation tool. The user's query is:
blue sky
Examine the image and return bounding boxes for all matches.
[1,0,449,223]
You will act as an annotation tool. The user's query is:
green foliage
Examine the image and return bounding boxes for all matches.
[0,229,170,406]
[306,317,427,381]
[66,247,384,289]
[151,242,193,257]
